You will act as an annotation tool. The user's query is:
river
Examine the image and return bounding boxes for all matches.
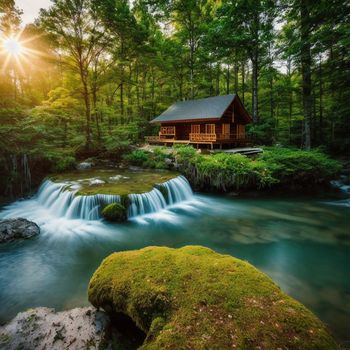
[0,174,349,346]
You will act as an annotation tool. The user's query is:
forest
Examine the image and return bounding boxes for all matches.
[0,0,349,199]
[1,1,350,349]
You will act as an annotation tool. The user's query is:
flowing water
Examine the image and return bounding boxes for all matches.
[0,173,349,346]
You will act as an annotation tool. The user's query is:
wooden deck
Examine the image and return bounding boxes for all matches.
[145,134,251,149]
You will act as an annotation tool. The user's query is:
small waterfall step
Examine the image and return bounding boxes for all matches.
[35,175,193,220]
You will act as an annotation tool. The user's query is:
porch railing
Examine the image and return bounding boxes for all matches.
[189,133,216,142]
[146,133,248,143]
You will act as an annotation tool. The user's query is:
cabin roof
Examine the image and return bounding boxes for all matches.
[150,94,251,124]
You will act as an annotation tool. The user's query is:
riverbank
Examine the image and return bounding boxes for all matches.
[0,146,343,206]
[124,145,343,194]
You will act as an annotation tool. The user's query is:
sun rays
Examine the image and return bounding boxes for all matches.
[0,30,48,74]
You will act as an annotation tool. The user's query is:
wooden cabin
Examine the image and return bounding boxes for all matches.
[145,94,252,149]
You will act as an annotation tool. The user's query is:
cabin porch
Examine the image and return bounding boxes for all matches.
[145,135,251,149]
[145,124,251,149]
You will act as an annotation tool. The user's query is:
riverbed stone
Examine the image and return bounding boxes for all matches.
[0,218,40,243]
[88,245,339,350]
[101,203,128,223]
[77,161,94,170]
[0,307,111,350]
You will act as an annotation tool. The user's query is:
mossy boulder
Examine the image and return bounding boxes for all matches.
[88,246,339,350]
[101,203,127,223]
[155,184,169,202]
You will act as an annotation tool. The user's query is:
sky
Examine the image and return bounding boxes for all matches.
[16,0,52,25]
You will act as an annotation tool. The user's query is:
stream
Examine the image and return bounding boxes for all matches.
[0,173,349,346]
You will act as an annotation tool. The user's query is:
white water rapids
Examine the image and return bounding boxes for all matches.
[1,175,194,221]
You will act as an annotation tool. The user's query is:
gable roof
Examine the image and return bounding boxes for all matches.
[150,94,242,124]
[151,94,251,123]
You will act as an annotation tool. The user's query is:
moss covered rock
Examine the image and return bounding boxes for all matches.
[101,203,127,223]
[88,246,339,350]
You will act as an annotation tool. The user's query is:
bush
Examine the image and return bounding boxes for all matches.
[260,147,342,186]
[173,146,341,192]
[45,150,77,173]
[176,148,276,191]
[101,203,127,223]
[123,149,149,166]
[123,147,173,169]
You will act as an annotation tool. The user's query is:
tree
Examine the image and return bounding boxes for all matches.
[212,0,276,124]
[39,0,108,150]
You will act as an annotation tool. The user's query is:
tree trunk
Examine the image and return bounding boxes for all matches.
[319,58,323,143]
[83,81,91,149]
[234,61,239,93]
[216,63,220,95]
[226,64,230,94]
[251,53,259,123]
[287,59,293,145]
[241,61,245,104]
[79,61,91,150]
[300,0,312,150]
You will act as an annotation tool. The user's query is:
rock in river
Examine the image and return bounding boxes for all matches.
[89,246,339,350]
[0,307,111,350]
[0,218,40,243]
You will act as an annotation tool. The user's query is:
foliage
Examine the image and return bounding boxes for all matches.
[101,202,127,223]
[260,147,342,186]
[1,0,348,199]
[124,147,173,170]
[123,146,341,192]
[88,246,339,350]
[46,151,76,173]
[123,149,149,166]
[179,151,276,191]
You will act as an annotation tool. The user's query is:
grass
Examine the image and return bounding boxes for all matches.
[88,246,339,350]
[49,169,179,196]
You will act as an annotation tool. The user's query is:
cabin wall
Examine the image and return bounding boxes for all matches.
[159,99,248,140]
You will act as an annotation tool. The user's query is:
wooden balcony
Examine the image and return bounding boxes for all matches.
[189,133,216,142]
[146,133,248,145]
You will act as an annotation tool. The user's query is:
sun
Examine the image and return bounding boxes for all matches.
[3,37,23,57]
[1,31,44,73]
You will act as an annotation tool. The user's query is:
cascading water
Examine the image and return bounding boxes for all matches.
[16,175,193,221]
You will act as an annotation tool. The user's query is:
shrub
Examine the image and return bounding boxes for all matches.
[123,150,149,166]
[45,150,77,173]
[101,203,127,223]
[174,145,197,163]
[260,147,342,186]
[177,151,275,191]
[123,147,173,169]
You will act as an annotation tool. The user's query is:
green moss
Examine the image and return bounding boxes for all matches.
[155,184,168,202]
[101,203,127,223]
[88,246,339,350]
[120,194,130,209]
[50,169,179,196]
[0,334,11,345]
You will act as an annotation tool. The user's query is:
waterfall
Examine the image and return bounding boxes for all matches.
[33,175,193,220]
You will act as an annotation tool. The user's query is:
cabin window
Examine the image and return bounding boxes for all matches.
[205,124,215,134]
[160,126,175,135]
[222,123,230,136]
[236,124,245,138]
[191,124,200,134]
[232,105,235,123]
